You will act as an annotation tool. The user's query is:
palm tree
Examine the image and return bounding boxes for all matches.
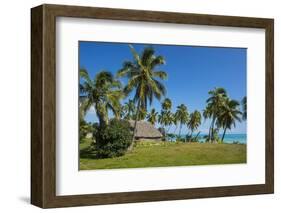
[206,87,227,142]
[138,108,147,120]
[242,96,247,120]
[158,110,173,132]
[79,68,91,123]
[122,99,136,120]
[203,104,212,141]
[217,99,242,142]
[117,45,167,149]
[147,108,158,125]
[187,110,202,142]
[173,114,178,134]
[174,104,189,138]
[165,111,174,133]
[160,98,173,133]
[80,69,123,126]
[158,110,165,129]
[162,98,172,111]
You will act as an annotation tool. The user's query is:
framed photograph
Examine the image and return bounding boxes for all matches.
[31,4,274,208]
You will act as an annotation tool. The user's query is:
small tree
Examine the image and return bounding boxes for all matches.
[174,104,189,138]
[187,110,202,142]
[94,119,132,158]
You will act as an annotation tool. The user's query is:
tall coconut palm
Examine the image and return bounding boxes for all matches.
[122,99,136,120]
[218,99,242,142]
[206,87,227,142]
[147,108,158,125]
[242,96,247,120]
[187,110,202,142]
[117,45,167,149]
[174,104,189,137]
[80,69,123,127]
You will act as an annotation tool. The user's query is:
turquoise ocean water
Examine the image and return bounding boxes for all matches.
[198,134,247,144]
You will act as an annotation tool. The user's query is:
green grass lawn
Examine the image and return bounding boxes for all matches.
[79,140,246,170]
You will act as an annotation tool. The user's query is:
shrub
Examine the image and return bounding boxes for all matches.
[79,120,93,142]
[94,119,132,158]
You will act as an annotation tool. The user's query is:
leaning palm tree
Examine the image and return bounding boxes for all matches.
[174,104,189,138]
[187,110,202,142]
[147,108,158,125]
[242,96,247,120]
[206,87,227,142]
[117,45,167,149]
[80,69,123,127]
[217,99,242,142]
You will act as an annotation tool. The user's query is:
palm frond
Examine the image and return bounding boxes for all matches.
[153,71,168,80]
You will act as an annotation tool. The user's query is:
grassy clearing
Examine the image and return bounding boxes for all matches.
[79,140,246,170]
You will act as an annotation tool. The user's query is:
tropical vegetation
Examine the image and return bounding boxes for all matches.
[79,44,247,167]
[117,45,167,150]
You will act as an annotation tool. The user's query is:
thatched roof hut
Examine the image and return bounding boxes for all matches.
[128,120,163,141]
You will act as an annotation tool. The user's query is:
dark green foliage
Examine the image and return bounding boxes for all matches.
[176,136,186,142]
[79,120,93,142]
[166,133,176,142]
[185,134,200,143]
[94,119,132,158]
[242,96,247,120]
[91,122,99,140]
[158,127,166,141]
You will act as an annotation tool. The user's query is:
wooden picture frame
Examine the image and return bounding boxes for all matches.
[31,4,274,208]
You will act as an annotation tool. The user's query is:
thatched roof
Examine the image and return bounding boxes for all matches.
[128,120,163,138]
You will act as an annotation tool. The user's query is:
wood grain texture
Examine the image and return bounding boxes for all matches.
[31,5,43,207]
[265,20,274,193]
[31,4,274,208]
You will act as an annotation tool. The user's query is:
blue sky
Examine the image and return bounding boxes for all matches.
[79,41,247,134]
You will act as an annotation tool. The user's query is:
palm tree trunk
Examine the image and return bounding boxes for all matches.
[194,131,201,142]
[174,125,178,134]
[167,125,171,134]
[221,127,227,143]
[207,117,215,143]
[207,126,211,142]
[189,130,193,142]
[128,100,140,151]
[178,123,182,138]
[96,110,106,127]
[210,117,216,143]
